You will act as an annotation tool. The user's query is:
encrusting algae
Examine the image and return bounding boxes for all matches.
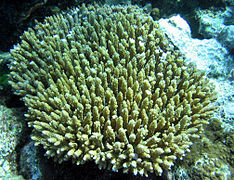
[9,4,217,177]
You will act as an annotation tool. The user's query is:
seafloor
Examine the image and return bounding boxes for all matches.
[0,0,233,179]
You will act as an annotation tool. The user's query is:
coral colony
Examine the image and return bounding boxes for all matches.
[9,4,217,177]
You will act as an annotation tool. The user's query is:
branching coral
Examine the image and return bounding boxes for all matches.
[9,4,217,176]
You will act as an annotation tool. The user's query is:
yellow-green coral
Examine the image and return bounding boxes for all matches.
[9,4,217,177]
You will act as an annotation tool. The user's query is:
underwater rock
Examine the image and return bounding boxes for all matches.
[218,25,234,51]
[0,105,25,178]
[19,142,42,180]
[105,0,131,5]
[158,15,230,75]
[196,7,234,51]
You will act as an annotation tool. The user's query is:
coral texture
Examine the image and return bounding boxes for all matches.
[9,4,217,176]
[0,105,24,178]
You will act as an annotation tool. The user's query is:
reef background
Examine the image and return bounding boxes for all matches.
[0,0,233,180]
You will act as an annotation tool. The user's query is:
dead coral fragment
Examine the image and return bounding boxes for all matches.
[9,4,217,177]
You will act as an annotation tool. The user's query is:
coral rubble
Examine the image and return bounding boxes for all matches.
[0,105,25,178]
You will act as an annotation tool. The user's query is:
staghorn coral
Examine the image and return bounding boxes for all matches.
[9,4,217,177]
